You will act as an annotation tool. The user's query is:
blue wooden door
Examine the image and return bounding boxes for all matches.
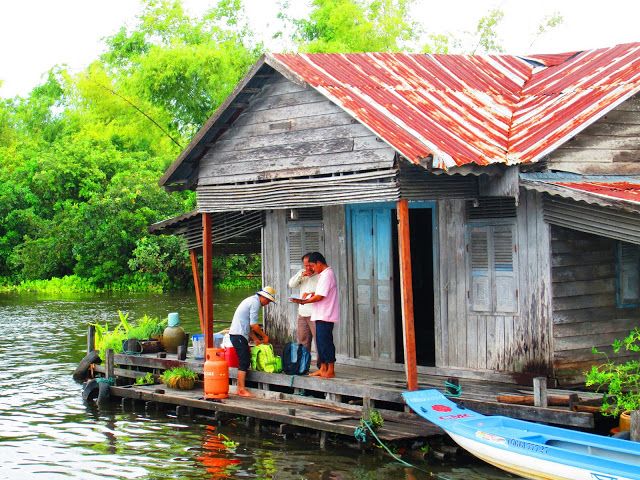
[350,205,394,361]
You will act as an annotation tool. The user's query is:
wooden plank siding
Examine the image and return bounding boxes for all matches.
[198,73,395,186]
[547,93,640,174]
[550,225,640,385]
[262,206,352,357]
[437,190,552,380]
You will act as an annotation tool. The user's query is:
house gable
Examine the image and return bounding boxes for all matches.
[197,70,395,186]
[547,93,640,174]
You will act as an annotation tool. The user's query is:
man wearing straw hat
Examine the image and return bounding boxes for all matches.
[229,286,276,397]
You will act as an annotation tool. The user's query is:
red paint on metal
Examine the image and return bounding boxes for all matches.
[270,43,640,170]
[554,182,640,204]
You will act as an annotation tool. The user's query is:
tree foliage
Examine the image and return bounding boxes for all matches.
[283,0,419,53]
[0,0,562,292]
[0,0,258,290]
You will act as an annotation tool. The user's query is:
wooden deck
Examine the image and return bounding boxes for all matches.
[94,350,600,440]
[111,383,438,442]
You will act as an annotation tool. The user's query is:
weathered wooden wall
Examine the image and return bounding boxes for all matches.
[551,225,640,385]
[198,72,394,186]
[261,206,351,355]
[547,93,640,174]
[437,190,552,380]
[262,209,291,343]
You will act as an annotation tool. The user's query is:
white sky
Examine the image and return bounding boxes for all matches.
[0,0,638,98]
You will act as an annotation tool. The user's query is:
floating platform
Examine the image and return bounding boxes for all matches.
[89,348,599,445]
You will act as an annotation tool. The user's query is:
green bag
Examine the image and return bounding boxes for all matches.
[250,344,282,373]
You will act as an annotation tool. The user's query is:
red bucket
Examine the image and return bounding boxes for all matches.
[224,346,239,368]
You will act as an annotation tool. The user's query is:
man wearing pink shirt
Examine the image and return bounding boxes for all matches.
[290,252,339,378]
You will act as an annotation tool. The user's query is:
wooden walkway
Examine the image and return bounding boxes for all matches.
[94,350,599,439]
[111,383,439,441]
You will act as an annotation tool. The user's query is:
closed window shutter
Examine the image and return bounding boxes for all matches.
[494,225,517,312]
[288,224,324,276]
[619,242,640,305]
[288,227,303,273]
[470,226,491,312]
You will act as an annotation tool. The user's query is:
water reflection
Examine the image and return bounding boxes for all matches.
[0,290,519,479]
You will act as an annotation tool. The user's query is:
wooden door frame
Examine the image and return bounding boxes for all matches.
[345,201,437,366]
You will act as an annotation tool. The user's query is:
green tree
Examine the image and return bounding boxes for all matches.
[284,0,418,53]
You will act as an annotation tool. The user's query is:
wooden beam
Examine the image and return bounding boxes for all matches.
[202,213,214,349]
[189,249,205,333]
[397,199,418,391]
[87,324,96,354]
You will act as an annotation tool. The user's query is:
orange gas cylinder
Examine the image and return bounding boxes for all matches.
[204,348,229,399]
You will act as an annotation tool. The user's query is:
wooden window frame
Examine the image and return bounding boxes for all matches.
[616,241,640,308]
[467,219,518,314]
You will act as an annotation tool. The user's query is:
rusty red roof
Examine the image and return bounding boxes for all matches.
[553,181,640,205]
[270,44,640,170]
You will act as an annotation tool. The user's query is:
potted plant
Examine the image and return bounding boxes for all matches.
[585,327,640,429]
[161,367,198,390]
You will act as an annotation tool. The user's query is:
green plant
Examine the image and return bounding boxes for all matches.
[585,327,640,417]
[126,314,166,340]
[135,372,155,385]
[160,366,198,390]
[91,311,166,360]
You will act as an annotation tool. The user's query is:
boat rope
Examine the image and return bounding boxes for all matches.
[443,380,461,397]
[354,421,431,474]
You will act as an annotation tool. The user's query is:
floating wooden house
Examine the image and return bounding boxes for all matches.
[152,44,640,389]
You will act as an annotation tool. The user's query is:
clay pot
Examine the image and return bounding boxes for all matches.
[162,325,186,354]
[619,410,632,431]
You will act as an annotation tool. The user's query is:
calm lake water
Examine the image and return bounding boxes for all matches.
[0,289,518,479]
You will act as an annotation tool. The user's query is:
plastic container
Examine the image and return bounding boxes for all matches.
[224,346,239,368]
[168,312,180,327]
[214,333,224,349]
[204,348,229,399]
[192,334,205,360]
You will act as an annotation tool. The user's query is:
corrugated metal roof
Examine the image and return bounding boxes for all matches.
[520,173,640,213]
[270,44,640,171]
[552,181,640,205]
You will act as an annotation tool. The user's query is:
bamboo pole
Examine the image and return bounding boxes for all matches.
[202,213,214,349]
[397,199,418,391]
[189,249,205,333]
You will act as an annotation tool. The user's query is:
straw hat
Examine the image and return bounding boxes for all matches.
[257,286,277,303]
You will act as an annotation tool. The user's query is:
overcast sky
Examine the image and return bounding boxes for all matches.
[1,0,638,98]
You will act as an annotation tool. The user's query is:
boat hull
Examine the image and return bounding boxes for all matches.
[449,431,635,480]
[403,389,640,480]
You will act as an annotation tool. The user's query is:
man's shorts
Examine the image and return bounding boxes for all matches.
[229,334,250,372]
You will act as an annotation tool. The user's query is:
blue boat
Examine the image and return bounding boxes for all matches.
[403,389,640,480]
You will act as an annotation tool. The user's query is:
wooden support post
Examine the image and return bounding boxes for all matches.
[319,431,327,449]
[533,377,548,408]
[202,213,214,349]
[189,249,205,333]
[87,324,96,354]
[631,410,640,442]
[397,199,418,391]
[105,349,115,379]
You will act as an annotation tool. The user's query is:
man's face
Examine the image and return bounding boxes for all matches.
[309,261,321,274]
[303,257,314,275]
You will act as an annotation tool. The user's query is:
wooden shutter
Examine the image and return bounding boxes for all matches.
[468,223,517,313]
[470,226,491,312]
[493,225,517,312]
[288,223,324,276]
[618,242,640,306]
